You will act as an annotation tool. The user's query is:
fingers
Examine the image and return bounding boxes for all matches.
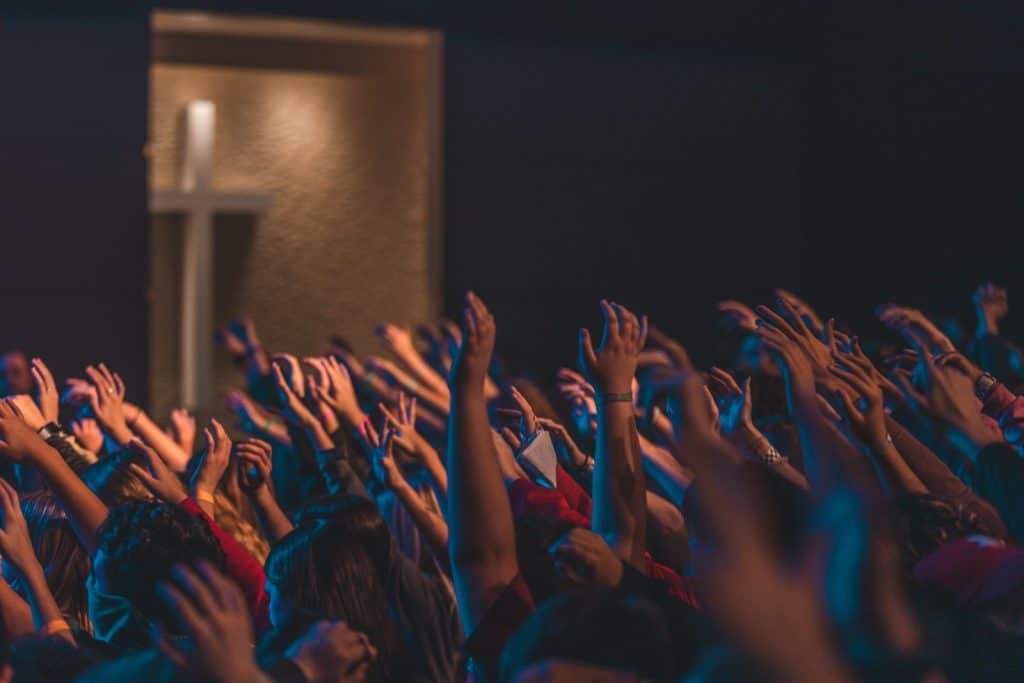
[578,328,597,374]
[500,426,522,452]
[508,386,538,436]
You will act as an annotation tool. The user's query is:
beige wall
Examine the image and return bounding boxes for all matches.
[148,41,440,420]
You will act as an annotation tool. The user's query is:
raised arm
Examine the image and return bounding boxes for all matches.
[0,400,109,556]
[235,438,294,543]
[366,417,449,559]
[579,301,648,570]
[377,323,452,402]
[446,292,518,632]
[0,479,75,644]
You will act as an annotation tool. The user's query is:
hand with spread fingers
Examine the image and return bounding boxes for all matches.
[449,292,496,392]
[30,358,59,424]
[128,438,187,504]
[285,620,378,683]
[190,419,232,514]
[974,281,1009,336]
[71,418,104,454]
[84,363,133,446]
[716,300,759,332]
[168,408,196,458]
[578,300,648,395]
[155,562,264,683]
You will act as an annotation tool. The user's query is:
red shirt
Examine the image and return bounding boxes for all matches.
[178,496,271,634]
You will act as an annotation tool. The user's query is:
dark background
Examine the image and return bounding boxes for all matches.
[3,2,1024,403]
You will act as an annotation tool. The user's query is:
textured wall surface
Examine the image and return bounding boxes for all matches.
[149,50,439,418]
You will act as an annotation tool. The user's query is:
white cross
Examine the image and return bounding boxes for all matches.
[150,101,272,409]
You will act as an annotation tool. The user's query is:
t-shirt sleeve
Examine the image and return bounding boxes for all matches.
[463,573,536,682]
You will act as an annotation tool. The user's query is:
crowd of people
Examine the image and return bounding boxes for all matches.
[0,281,1022,681]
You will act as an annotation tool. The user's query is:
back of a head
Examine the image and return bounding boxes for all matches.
[499,590,673,683]
[292,495,392,572]
[81,450,154,506]
[265,518,395,682]
[94,501,224,623]
[12,493,90,631]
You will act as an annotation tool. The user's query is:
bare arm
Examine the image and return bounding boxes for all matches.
[447,293,518,632]
[581,301,648,570]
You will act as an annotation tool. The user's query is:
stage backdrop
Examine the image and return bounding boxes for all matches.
[148,13,443,419]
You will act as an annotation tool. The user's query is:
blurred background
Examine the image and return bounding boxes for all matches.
[3,2,1023,419]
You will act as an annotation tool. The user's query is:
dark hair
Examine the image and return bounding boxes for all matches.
[891,493,1000,571]
[95,502,225,623]
[265,515,396,683]
[499,590,673,682]
[81,449,153,506]
[8,493,91,633]
[292,495,392,572]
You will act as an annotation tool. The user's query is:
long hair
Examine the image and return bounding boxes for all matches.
[12,493,91,633]
[265,515,397,683]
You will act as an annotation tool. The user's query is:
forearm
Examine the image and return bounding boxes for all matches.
[640,440,691,507]
[394,349,451,402]
[28,444,108,555]
[419,446,449,507]
[447,386,518,630]
[250,487,294,544]
[124,404,191,471]
[21,563,73,643]
[391,478,449,558]
[0,579,34,641]
[866,438,928,496]
[593,401,646,570]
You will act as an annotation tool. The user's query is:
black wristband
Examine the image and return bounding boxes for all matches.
[596,392,633,404]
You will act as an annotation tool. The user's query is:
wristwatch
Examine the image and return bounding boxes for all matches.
[37,422,68,441]
[975,372,999,402]
[758,444,787,466]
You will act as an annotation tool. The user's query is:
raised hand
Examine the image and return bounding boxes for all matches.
[168,408,197,457]
[449,291,496,392]
[0,478,41,578]
[6,394,46,431]
[0,399,48,462]
[827,348,887,451]
[284,621,378,683]
[363,417,402,490]
[578,300,648,395]
[548,528,623,588]
[155,562,264,683]
[705,368,752,438]
[272,362,317,428]
[190,419,231,511]
[85,363,133,445]
[70,418,104,454]
[535,417,590,470]
[272,354,306,398]
[307,356,364,427]
[974,281,1009,336]
[716,300,759,332]
[235,438,273,492]
[376,323,417,358]
[645,325,691,370]
[895,347,998,459]
[496,386,540,446]
[128,438,187,504]
[774,288,825,336]
[30,358,58,424]
[755,300,832,378]
[876,303,956,354]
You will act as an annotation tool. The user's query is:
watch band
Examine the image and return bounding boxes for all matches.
[975,373,999,402]
[758,445,787,466]
[37,422,66,441]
